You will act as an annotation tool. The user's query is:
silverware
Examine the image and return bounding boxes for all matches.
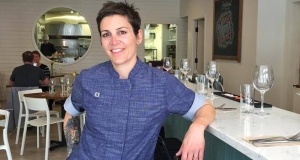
[250,131,300,143]
[216,103,225,109]
[216,108,237,111]
[253,139,300,144]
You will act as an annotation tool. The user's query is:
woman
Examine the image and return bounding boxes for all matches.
[64,1,215,160]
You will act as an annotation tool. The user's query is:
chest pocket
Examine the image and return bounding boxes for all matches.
[83,84,115,127]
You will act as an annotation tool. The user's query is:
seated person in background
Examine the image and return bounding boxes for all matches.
[32,50,50,78]
[9,51,49,87]
[40,34,56,58]
[32,50,55,110]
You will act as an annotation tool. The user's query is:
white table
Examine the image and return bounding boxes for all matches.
[185,82,300,160]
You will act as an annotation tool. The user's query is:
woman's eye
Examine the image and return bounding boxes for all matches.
[119,31,127,35]
[101,33,110,37]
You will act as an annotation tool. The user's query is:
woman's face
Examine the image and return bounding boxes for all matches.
[33,54,40,63]
[99,15,142,68]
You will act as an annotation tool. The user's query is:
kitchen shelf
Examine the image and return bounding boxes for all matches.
[145,48,157,50]
[144,48,157,60]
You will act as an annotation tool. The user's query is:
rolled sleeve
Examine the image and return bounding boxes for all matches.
[182,93,205,121]
[64,95,81,116]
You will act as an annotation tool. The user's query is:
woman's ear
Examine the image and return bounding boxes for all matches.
[136,29,143,45]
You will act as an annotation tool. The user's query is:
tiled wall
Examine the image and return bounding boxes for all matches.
[0,0,187,99]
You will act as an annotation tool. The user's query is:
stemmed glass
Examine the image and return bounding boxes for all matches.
[58,66,63,74]
[59,77,65,96]
[65,78,73,96]
[49,79,56,94]
[163,57,172,72]
[253,65,274,116]
[180,59,191,86]
[205,61,218,98]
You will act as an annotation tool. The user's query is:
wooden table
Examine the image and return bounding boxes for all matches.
[50,74,65,78]
[6,84,49,88]
[24,92,68,151]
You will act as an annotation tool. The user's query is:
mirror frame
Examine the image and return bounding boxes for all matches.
[32,7,93,65]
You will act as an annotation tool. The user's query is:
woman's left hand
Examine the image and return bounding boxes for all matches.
[175,123,206,160]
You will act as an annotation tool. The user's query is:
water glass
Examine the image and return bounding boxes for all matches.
[196,75,207,95]
[173,70,180,79]
[49,79,56,94]
[240,84,255,113]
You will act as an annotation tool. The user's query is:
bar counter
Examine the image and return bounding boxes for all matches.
[164,82,300,160]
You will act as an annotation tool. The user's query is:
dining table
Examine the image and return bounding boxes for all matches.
[23,92,68,151]
[163,82,300,160]
[6,84,49,88]
[50,74,65,78]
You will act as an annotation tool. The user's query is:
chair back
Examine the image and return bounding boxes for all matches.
[0,109,10,129]
[154,136,173,160]
[0,109,12,160]
[18,89,42,103]
[23,97,49,112]
[18,89,43,116]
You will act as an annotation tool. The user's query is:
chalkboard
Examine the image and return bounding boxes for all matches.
[213,0,243,62]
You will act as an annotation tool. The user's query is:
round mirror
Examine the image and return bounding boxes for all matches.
[33,7,91,64]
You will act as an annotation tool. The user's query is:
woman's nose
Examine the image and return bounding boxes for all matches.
[110,35,120,45]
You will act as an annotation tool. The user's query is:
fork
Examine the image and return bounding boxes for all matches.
[250,131,300,143]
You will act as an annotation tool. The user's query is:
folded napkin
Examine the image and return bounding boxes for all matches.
[243,136,300,147]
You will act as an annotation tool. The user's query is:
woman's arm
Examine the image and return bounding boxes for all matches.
[64,112,81,156]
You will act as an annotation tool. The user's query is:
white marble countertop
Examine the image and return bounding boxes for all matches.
[186,82,300,160]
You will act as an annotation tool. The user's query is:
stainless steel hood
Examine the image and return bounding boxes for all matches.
[45,24,87,36]
[44,24,91,58]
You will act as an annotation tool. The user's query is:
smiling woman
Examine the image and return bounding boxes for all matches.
[33,7,92,65]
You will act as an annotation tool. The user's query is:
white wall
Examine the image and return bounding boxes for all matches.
[181,0,299,111]
[0,0,187,99]
[283,0,300,111]
[256,0,287,109]
[181,0,258,102]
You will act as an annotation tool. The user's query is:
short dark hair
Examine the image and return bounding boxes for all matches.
[32,50,41,57]
[22,51,34,62]
[96,1,141,36]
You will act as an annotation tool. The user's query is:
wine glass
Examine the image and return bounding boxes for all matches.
[49,79,56,94]
[253,65,274,116]
[59,77,65,96]
[163,57,172,72]
[65,78,73,96]
[180,59,191,86]
[205,61,219,98]
[58,66,63,74]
